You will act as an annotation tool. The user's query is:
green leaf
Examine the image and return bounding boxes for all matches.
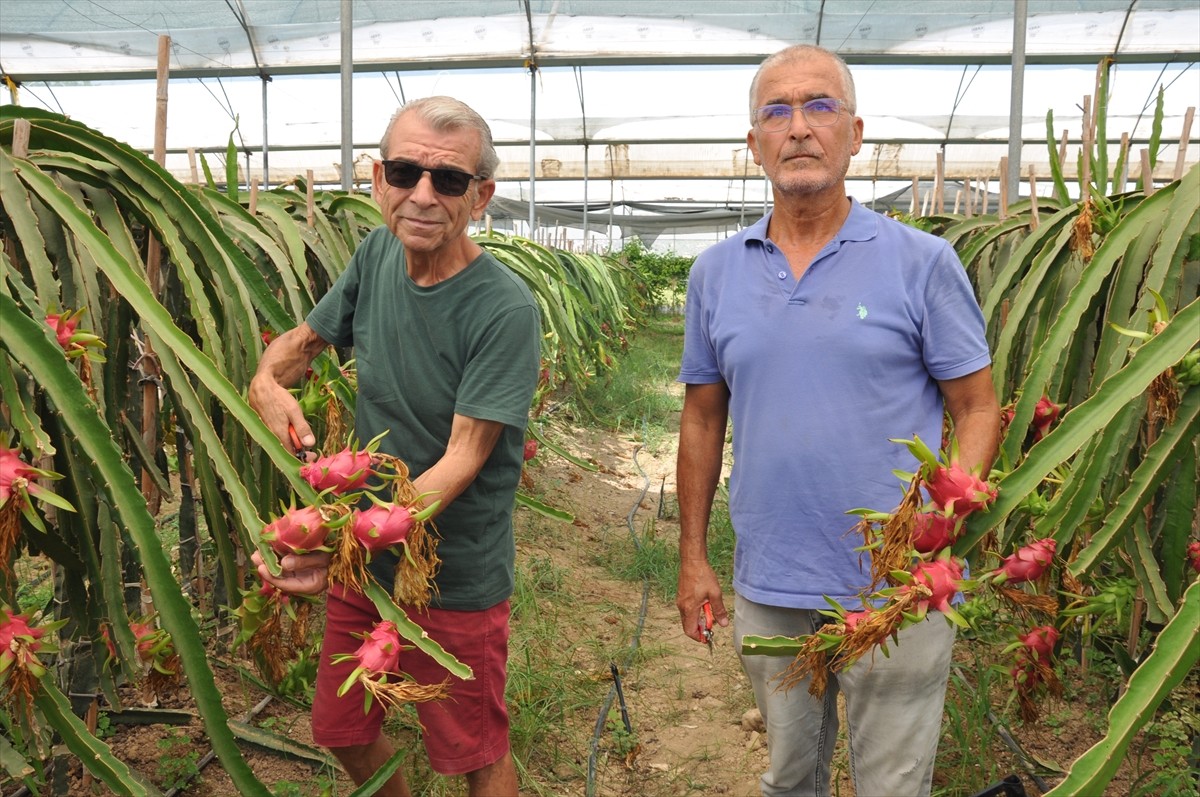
[1043,578,1200,797]
[34,682,161,796]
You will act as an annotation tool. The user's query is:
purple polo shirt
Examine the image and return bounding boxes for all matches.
[678,200,991,609]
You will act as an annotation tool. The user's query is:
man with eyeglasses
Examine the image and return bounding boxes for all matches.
[675,45,998,796]
[248,96,540,796]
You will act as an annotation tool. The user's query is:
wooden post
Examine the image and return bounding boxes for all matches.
[1058,129,1069,169]
[306,169,315,228]
[934,150,945,215]
[953,190,962,215]
[11,118,30,158]
[140,33,171,529]
[187,147,199,184]
[1028,166,1039,230]
[1140,149,1154,195]
[979,178,989,215]
[998,156,1009,220]
[249,178,259,215]
[964,176,974,218]
[1115,133,1130,193]
[1173,106,1195,181]
[910,176,919,215]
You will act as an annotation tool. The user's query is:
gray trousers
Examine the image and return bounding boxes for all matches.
[735,594,956,797]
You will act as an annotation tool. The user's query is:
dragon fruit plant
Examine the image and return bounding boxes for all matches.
[330,620,450,714]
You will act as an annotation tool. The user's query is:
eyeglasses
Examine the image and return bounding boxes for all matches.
[381,159,482,197]
[753,98,847,132]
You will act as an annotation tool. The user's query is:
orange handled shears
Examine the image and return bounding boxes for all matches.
[699,600,714,656]
[287,424,310,461]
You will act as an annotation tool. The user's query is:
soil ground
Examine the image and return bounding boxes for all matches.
[10,422,1171,797]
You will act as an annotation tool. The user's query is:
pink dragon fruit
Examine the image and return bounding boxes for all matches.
[908,557,964,614]
[351,504,415,555]
[1018,625,1059,661]
[261,505,331,556]
[910,512,960,554]
[353,621,402,674]
[299,447,372,494]
[994,538,1056,584]
[1032,396,1062,441]
[924,463,996,517]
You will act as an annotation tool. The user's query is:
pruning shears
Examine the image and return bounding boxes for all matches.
[287,423,311,462]
[699,600,714,656]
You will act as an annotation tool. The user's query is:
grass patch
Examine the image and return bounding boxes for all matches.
[576,313,685,452]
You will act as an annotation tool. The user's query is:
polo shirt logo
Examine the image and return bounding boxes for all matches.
[856,303,869,319]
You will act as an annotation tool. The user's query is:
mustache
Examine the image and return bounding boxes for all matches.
[782,146,822,159]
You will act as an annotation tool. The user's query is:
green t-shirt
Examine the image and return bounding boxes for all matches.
[306,227,541,610]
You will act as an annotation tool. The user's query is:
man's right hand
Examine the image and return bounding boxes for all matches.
[247,323,328,456]
[676,562,730,643]
[251,549,331,596]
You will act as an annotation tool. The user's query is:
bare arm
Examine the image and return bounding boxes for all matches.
[939,366,1001,475]
[675,381,732,641]
[410,413,506,520]
[248,321,330,453]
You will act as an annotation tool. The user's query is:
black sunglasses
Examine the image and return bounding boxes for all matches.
[381,159,482,197]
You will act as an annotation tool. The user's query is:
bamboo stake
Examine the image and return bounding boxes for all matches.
[1028,166,1039,230]
[306,169,315,228]
[249,178,259,215]
[187,147,199,184]
[998,156,1009,220]
[11,118,30,158]
[953,190,962,215]
[965,177,974,217]
[934,150,945,215]
[1173,106,1195,181]
[910,176,919,215]
[1141,149,1154,196]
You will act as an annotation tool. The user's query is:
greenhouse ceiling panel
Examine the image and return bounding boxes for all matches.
[1,0,1198,80]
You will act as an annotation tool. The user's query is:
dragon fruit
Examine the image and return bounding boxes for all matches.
[924,463,995,517]
[351,504,415,555]
[261,505,332,556]
[910,512,960,554]
[353,621,402,674]
[299,447,372,494]
[994,538,1056,584]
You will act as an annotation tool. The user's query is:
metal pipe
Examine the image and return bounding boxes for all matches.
[340,0,353,191]
[1007,0,1028,205]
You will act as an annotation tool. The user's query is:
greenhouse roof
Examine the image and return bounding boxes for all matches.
[2,1,1197,249]
[1,0,1198,81]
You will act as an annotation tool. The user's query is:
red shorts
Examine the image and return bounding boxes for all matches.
[311,584,511,775]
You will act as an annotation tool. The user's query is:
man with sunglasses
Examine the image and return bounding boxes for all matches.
[675,45,998,796]
[249,96,540,796]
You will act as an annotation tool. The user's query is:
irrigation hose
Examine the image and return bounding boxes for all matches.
[585,433,654,797]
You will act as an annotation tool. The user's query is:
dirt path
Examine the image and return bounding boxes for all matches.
[523,423,770,797]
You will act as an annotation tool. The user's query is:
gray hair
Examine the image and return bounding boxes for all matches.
[748,44,858,123]
[379,96,500,179]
